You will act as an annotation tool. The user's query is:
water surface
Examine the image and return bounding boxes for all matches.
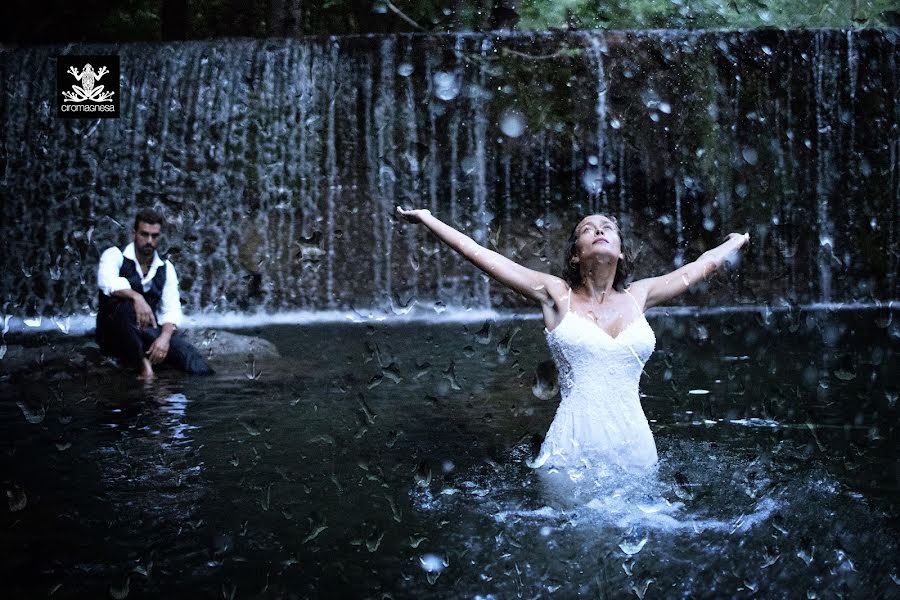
[1,309,897,598]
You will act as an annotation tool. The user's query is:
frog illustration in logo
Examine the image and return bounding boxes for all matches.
[62,63,115,102]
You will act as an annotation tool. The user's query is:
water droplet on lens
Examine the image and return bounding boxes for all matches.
[419,553,448,573]
[475,321,491,344]
[618,536,647,556]
[499,109,526,138]
[581,168,602,194]
[433,72,460,101]
[443,361,462,390]
[17,400,46,424]
[797,547,814,565]
[630,579,654,600]
[742,147,758,165]
[109,576,130,599]
[532,360,559,400]
[6,486,27,511]
[415,461,432,487]
[366,529,385,552]
[496,328,520,362]
[383,362,403,383]
[833,369,856,381]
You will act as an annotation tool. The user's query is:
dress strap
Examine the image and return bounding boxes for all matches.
[624,288,643,314]
[565,288,573,313]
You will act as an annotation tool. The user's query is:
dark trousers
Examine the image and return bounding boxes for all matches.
[96,299,214,375]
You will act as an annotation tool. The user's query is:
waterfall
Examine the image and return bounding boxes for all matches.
[813,31,838,303]
[0,30,896,329]
[588,34,608,209]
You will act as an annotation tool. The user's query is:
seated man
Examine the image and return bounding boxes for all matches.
[96,209,213,378]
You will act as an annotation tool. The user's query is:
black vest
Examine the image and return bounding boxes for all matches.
[97,245,167,328]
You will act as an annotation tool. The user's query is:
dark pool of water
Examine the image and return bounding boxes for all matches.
[1,309,897,598]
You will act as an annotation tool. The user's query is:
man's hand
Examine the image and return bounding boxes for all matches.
[146,334,170,365]
[133,296,157,328]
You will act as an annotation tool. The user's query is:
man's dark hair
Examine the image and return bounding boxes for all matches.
[134,208,165,230]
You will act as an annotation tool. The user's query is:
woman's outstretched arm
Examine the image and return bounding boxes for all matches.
[630,232,750,310]
[396,207,563,306]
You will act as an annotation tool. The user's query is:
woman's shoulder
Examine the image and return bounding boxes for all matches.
[546,275,571,297]
[531,275,568,312]
[623,281,650,311]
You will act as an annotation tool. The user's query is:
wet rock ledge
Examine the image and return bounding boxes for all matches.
[0,329,279,377]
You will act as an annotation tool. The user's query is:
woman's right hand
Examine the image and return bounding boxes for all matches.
[395,206,431,224]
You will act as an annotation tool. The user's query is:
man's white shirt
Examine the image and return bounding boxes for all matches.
[97,242,184,328]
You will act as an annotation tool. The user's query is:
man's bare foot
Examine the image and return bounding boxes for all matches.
[138,358,155,381]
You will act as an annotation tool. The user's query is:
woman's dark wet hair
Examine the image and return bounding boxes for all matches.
[562,215,633,292]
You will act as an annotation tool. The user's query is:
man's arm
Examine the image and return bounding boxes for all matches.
[97,247,131,296]
[98,247,157,327]
[146,261,183,365]
[156,261,184,329]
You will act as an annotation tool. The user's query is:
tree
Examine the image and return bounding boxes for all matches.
[161,0,189,40]
[266,0,302,37]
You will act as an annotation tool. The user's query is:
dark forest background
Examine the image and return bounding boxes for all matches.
[2,0,899,45]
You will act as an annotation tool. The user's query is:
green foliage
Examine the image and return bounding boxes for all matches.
[97,1,161,42]
[6,0,898,44]
[518,0,899,31]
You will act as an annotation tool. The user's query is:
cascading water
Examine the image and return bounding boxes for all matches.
[0,30,897,331]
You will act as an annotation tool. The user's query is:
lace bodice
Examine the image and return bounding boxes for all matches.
[532,290,658,470]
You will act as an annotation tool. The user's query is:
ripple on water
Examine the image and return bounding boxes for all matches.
[409,436,897,596]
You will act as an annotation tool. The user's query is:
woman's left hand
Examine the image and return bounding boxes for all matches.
[395,206,431,224]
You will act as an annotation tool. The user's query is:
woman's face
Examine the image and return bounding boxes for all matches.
[572,215,623,266]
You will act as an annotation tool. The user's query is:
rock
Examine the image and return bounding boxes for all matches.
[0,343,87,374]
[180,329,280,360]
[0,329,279,377]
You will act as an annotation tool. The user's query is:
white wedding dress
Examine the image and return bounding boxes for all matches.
[531,289,658,470]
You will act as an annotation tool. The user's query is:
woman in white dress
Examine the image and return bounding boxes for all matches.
[396,207,750,470]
